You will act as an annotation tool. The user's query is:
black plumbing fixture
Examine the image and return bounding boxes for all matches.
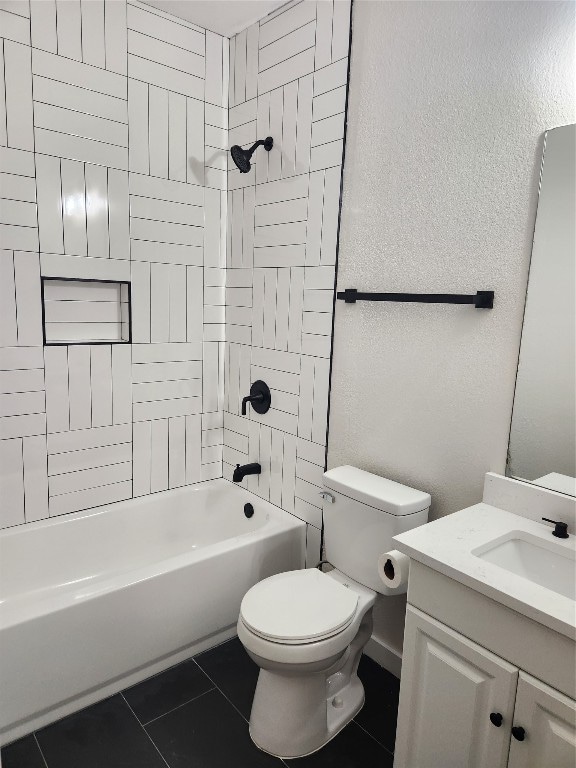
[241,381,271,416]
[244,503,255,518]
[233,463,262,483]
[542,517,569,538]
[336,288,494,309]
[230,137,273,173]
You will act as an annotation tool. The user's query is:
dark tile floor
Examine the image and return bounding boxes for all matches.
[1,639,398,768]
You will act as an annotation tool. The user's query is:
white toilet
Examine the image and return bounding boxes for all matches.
[237,465,431,759]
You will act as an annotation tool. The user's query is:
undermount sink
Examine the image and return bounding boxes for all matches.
[473,531,576,601]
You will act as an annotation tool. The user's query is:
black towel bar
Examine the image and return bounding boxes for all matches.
[336,289,494,309]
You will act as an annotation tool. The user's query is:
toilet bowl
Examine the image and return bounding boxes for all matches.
[238,466,431,759]
[237,568,376,759]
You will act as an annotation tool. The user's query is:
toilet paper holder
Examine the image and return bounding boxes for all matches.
[318,491,335,504]
[383,557,395,581]
[378,549,410,593]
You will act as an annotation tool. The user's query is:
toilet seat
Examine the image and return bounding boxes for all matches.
[240,569,359,645]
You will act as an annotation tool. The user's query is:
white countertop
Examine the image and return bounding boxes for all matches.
[393,503,576,640]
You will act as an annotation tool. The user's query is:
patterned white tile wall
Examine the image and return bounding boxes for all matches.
[0,0,350,541]
[223,0,351,566]
[0,0,228,528]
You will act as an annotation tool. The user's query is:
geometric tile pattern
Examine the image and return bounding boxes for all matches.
[36,157,129,259]
[0,250,43,346]
[0,148,38,252]
[0,0,350,538]
[47,423,133,517]
[125,0,226,499]
[0,0,228,529]
[32,48,128,169]
[0,25,34,152]
[223,0,352,561]
[44,345,131,432]
[0,346,47,527]
[29,0,127,74]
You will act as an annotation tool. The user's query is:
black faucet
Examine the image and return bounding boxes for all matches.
[542,517,569,538]
[241,381,271,416]
[242,392,264,416]
[233,463,261,483]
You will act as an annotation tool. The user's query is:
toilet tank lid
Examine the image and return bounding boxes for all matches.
[323,466,431,515]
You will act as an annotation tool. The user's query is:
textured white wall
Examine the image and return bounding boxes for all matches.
[327,0,575,668]
[329,0,576,519]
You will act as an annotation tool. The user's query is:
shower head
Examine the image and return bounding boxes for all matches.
[230,136,273,173]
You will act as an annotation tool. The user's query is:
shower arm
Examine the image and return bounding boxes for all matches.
[245,139,268,159]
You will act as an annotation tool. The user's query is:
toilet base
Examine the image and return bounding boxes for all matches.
[247,611,373,759]
[250,675,365,759]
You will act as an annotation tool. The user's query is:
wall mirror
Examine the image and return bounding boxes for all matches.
[507,124,575,496]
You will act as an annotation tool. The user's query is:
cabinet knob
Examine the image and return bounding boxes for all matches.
[489,712,503,727]
[511,726,526,742]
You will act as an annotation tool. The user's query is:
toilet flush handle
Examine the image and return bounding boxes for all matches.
[319,491,335,504]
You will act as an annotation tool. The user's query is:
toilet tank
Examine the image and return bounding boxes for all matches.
[323,466,430,594]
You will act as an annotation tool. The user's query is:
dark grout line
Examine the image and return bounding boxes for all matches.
[259,19,316,54]
[129,28,205,61]
[34,97,128,125]
[192,655,250,725]
[140,686,216,727]
[130,215,203,228]
[120,693,171,768]
[127,0,206,37]
[259,46,315,77]
[34,125,128,150]
[128,53,203,85]
[351,717,395,757]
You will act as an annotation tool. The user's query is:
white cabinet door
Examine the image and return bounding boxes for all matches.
[394,606,518,768]
[508,672,576,768]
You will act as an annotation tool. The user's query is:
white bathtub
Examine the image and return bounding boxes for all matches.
[0,479,305,745]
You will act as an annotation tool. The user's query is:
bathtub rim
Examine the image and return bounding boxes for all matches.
[0,477,287,538]
[0,478,306,629]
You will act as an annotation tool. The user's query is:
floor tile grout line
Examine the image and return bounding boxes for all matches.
[193,645,286,765]
[192,656,252,725]
[119,650,213,694]
[352,717,395,756]
[192,643,388,764]
[120,692,171,768]
[140,685,216,727]
[33,734,50,768]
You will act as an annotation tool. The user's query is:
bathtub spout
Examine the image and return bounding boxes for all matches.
[233,463,262,482]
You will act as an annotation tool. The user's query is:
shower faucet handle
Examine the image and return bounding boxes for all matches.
[241,381,271,416]
[241,392,264,415]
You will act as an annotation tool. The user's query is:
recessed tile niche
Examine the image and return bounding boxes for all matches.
[41,278,131,345]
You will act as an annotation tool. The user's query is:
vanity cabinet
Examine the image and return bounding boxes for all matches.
[508,673,576,768]
[394,607,576,768]
[394,607,517,768]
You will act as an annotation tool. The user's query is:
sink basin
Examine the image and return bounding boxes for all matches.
[473,532,575,600]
